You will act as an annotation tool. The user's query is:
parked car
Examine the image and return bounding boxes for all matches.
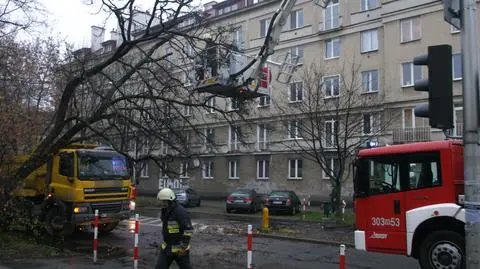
[173,188,201,207]
[265,190,301,215]
[226,189,263,214]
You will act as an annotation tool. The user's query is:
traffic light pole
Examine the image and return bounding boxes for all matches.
[461,0,480,267]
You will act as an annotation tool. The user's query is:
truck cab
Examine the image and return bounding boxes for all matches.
[353,140,465,269]
[11,144,135,236]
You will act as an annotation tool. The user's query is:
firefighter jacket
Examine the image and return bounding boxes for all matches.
[160,203,193,254]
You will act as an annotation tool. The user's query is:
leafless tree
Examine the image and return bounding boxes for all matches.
[0,0,249,198]
[274,60,395,213]
[0,0,46,38]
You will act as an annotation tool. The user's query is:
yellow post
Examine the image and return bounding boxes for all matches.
[262,206,269,232]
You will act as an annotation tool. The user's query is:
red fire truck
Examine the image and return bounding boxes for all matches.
[353,140,465,269]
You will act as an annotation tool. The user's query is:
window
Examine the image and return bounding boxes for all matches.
[453,53,462,80]
[323,75,340,97]
[259,94,271,106]
[289,81,303,102]
[361,0,377,11]
[184,132,191,146]
[360,29,378,52]
[229,125,240,151]
[362,70,379,93]
[400,17,421,43]
[361,157,402,195]
[325,119,338,147]
[160,161,168,178]
[257,123,268,150]
[183,105,191,116]
[453,106,463,137]
[324,0,339,30]
[260,18,270,37]
[230,98,241,111]
[257,159,270,179]
[180,161,189,178]
[288,159,303,179]
[229,160,240,179]
[408,158,441,189]
[287,46,304,64]
[232,27,244,51]
[401,62,423,87]
[451,25,460,34]
[202,160,214,179]
[205,128,215,147]
[161,141,169,155]
[363,114,373,134]
[141,161,149,178]
[403,108,415,128]
[288,120,302,139]
[206,97,216,113]
[290,9,304,29]
[323,158,340,179]
[325,38,340,59]
[141,138,149,155]
[59,153,74,177]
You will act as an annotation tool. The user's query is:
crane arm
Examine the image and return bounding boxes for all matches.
[195,0,298,99]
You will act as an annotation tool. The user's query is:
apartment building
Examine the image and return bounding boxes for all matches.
[116,0,470,201]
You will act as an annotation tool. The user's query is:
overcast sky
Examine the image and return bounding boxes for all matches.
[41,0,152,49]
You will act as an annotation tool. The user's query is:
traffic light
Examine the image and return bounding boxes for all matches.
[413,44,454,130]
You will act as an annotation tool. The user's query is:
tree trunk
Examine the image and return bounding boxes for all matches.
[333,186,342,218]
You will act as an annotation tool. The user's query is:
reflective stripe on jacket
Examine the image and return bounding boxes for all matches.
[161,203,193,251]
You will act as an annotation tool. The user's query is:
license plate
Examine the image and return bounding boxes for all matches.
[235,200,244,203]
[273,201,283,204]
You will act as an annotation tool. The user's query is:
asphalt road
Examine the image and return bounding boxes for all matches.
[0,206,420,269]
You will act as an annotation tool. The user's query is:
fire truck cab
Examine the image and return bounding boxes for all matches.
[353,140,465,269]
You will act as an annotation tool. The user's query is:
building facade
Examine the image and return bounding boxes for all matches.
[116,0,470,201]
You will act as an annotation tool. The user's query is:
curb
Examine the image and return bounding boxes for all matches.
[252,232,355,248]
[138,206,349,226]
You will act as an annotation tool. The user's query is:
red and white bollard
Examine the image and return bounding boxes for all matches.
[93,209,99,263]
[134,214,140,269]
[339,244,346,269]
[247,224,253,269]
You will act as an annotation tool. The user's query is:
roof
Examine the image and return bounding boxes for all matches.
[359,140,463,157]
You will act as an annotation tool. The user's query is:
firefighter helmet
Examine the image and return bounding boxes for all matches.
[157,188,176,201]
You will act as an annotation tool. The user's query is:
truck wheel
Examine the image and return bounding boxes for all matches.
[98,221,119,234]
[419,230,465,269]
[44,207,73,237]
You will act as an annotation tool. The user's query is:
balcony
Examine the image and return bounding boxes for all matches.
[446,122,463,138]
[392,127,431,144]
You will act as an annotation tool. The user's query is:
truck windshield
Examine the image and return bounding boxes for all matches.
[78,152,130,180]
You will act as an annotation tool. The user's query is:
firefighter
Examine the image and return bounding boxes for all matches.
[154,188,194,269]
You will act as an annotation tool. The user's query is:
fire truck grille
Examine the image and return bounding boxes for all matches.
[91,202,122,214]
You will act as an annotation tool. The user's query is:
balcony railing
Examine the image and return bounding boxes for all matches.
[392,127,431,144]
[445,122,464,138]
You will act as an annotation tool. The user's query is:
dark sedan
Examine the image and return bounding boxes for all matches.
[265,190,301,215]
[226,189,263,214]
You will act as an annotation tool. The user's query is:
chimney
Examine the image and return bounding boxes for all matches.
[203,1,218,10]
[110,28,122,46]
[91,26,105,52]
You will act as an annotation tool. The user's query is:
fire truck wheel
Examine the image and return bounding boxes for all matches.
[419,230,465,269]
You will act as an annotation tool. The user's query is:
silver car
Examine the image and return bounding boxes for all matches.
[173,188,201,207]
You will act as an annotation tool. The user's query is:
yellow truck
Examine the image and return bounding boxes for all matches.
[5,144,136,236]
